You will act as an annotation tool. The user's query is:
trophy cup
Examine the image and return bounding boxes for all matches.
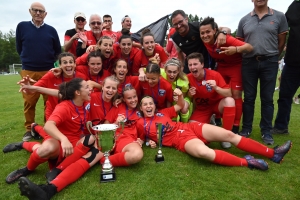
[155,123,164,163]
[88,122,118,183]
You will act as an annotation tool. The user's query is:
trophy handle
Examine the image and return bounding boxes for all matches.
[86,121,93,135]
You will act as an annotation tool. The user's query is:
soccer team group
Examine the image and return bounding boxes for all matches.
[3,1,294,200]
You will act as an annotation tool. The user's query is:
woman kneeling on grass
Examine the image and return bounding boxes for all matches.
[136,88,292,171]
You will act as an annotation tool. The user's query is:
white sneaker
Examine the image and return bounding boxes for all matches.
[275,87,279,91]
[294,97,299,104]
[220,142,231,149]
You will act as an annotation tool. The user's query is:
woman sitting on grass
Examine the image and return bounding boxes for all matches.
[136,87,292,171]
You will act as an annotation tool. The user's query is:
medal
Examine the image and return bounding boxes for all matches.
[146,141,150,146]
[202,80,206,85]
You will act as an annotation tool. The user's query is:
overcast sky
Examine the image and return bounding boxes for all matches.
[1,0,292,45]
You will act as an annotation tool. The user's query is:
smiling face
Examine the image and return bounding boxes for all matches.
[199,24,216,45]
[165,65,179,83]
[102,78,118,101]
[99,39,113,58]
[123,89,138,110]
[171,14,189,36]
[60,56,76,78]
[78,80,91,102]
[122,17,132,30]
[142,36,155,56]
[75,17,86,31]
[88,56,102,76]
[140,97,156,117]
[188,58,204,79]
[89,15,102,34]
[145,73,160,87]
[120,38,132,56]
[252,0,268,8]
[114,60,128,82]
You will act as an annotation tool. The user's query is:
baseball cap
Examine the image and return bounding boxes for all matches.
[121,15,130,22]
[74,12,86,19]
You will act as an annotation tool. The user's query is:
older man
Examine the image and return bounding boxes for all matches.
[76,14,103,57]
[236,0,288,145]
[64,12,87,57]
[16,2,61,141]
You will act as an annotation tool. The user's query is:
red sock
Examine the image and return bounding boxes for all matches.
[213,150,248,166]
[234,98,243,126]
[236,137,274,158]
[34,125,48,138]
[56,143,90,171]
[51,158,90,192]
[222,107,235,131]
[22,142,40,153]
[27,149,48,170]
[100,152,129,167]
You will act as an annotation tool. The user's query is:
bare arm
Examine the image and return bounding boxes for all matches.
[173,88,185,112]
[64,33,79,52]
[44,121,73,157]
[278,32,287,56]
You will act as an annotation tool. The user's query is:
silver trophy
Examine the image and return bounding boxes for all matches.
[87,122,118,183]
[155,123,164,163]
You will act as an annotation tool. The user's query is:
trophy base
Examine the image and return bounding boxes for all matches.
[155,155,164,163]
[100,171,116,183]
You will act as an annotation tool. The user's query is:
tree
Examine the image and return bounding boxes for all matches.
[0,30,21,72]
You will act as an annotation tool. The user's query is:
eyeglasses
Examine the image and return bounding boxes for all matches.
[76,17,86,22]
[90,21,102,26]
[172,20,184,28]
[103,20,112,23]
[31,8,45,14]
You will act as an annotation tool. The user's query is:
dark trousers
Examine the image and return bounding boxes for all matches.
[241,55,278,134]
[274,65,300,130]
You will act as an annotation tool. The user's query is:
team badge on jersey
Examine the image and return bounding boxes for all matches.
[85,103,90,111]
[156,112,164,117]
[158,89,166,96]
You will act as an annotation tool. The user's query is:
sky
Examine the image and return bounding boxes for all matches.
[1,0,292,45]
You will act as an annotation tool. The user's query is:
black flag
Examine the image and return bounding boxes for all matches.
[131,14,170,46]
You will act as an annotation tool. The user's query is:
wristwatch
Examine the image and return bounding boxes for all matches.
[220,30,227,35]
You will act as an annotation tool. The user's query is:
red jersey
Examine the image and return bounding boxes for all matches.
[117,76,140,96]
[131,45,168,74]
[34,71,86,120]
[83,30,100,47]
[105,103,141,139]
[140,77,173,110]
[76,65,110,92]
[136,106,182,147]
[48,100,90,146]
[64,28,80,58]
[112,44,140,75]
[89,92,114,125]
[187,69,229,110]
[204,35,245,68]
[76,53,88,65]
[102,30,118,43]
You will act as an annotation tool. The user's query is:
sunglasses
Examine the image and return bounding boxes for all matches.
[76,17,85,22]
[90,21,102,26]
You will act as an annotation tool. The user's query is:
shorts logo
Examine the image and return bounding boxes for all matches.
[93,103,101,106]
[236,85,241,88]
[158,89,166,96]
[54,83,59,87]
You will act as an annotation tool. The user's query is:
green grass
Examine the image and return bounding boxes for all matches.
[1,74,300,200]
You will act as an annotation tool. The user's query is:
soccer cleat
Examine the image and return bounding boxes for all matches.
[220,142,231,149]
[238,130,251,138]
[271,128,289,135]
[244,155,269,171]
[271,140,292,164]
[262,133,274,145]
[23,131,32,142]
[3,141,24,153]
[231,125,239,134]
[31,123,42,140]
[45,168,62,184]
[18,177,57,200]
[6,167,33,184]
[209,114,216,125]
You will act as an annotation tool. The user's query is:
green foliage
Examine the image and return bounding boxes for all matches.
[1,75,300,199]
[0,30,21,72]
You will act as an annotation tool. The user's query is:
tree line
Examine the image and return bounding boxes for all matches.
[0,30,21,72]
